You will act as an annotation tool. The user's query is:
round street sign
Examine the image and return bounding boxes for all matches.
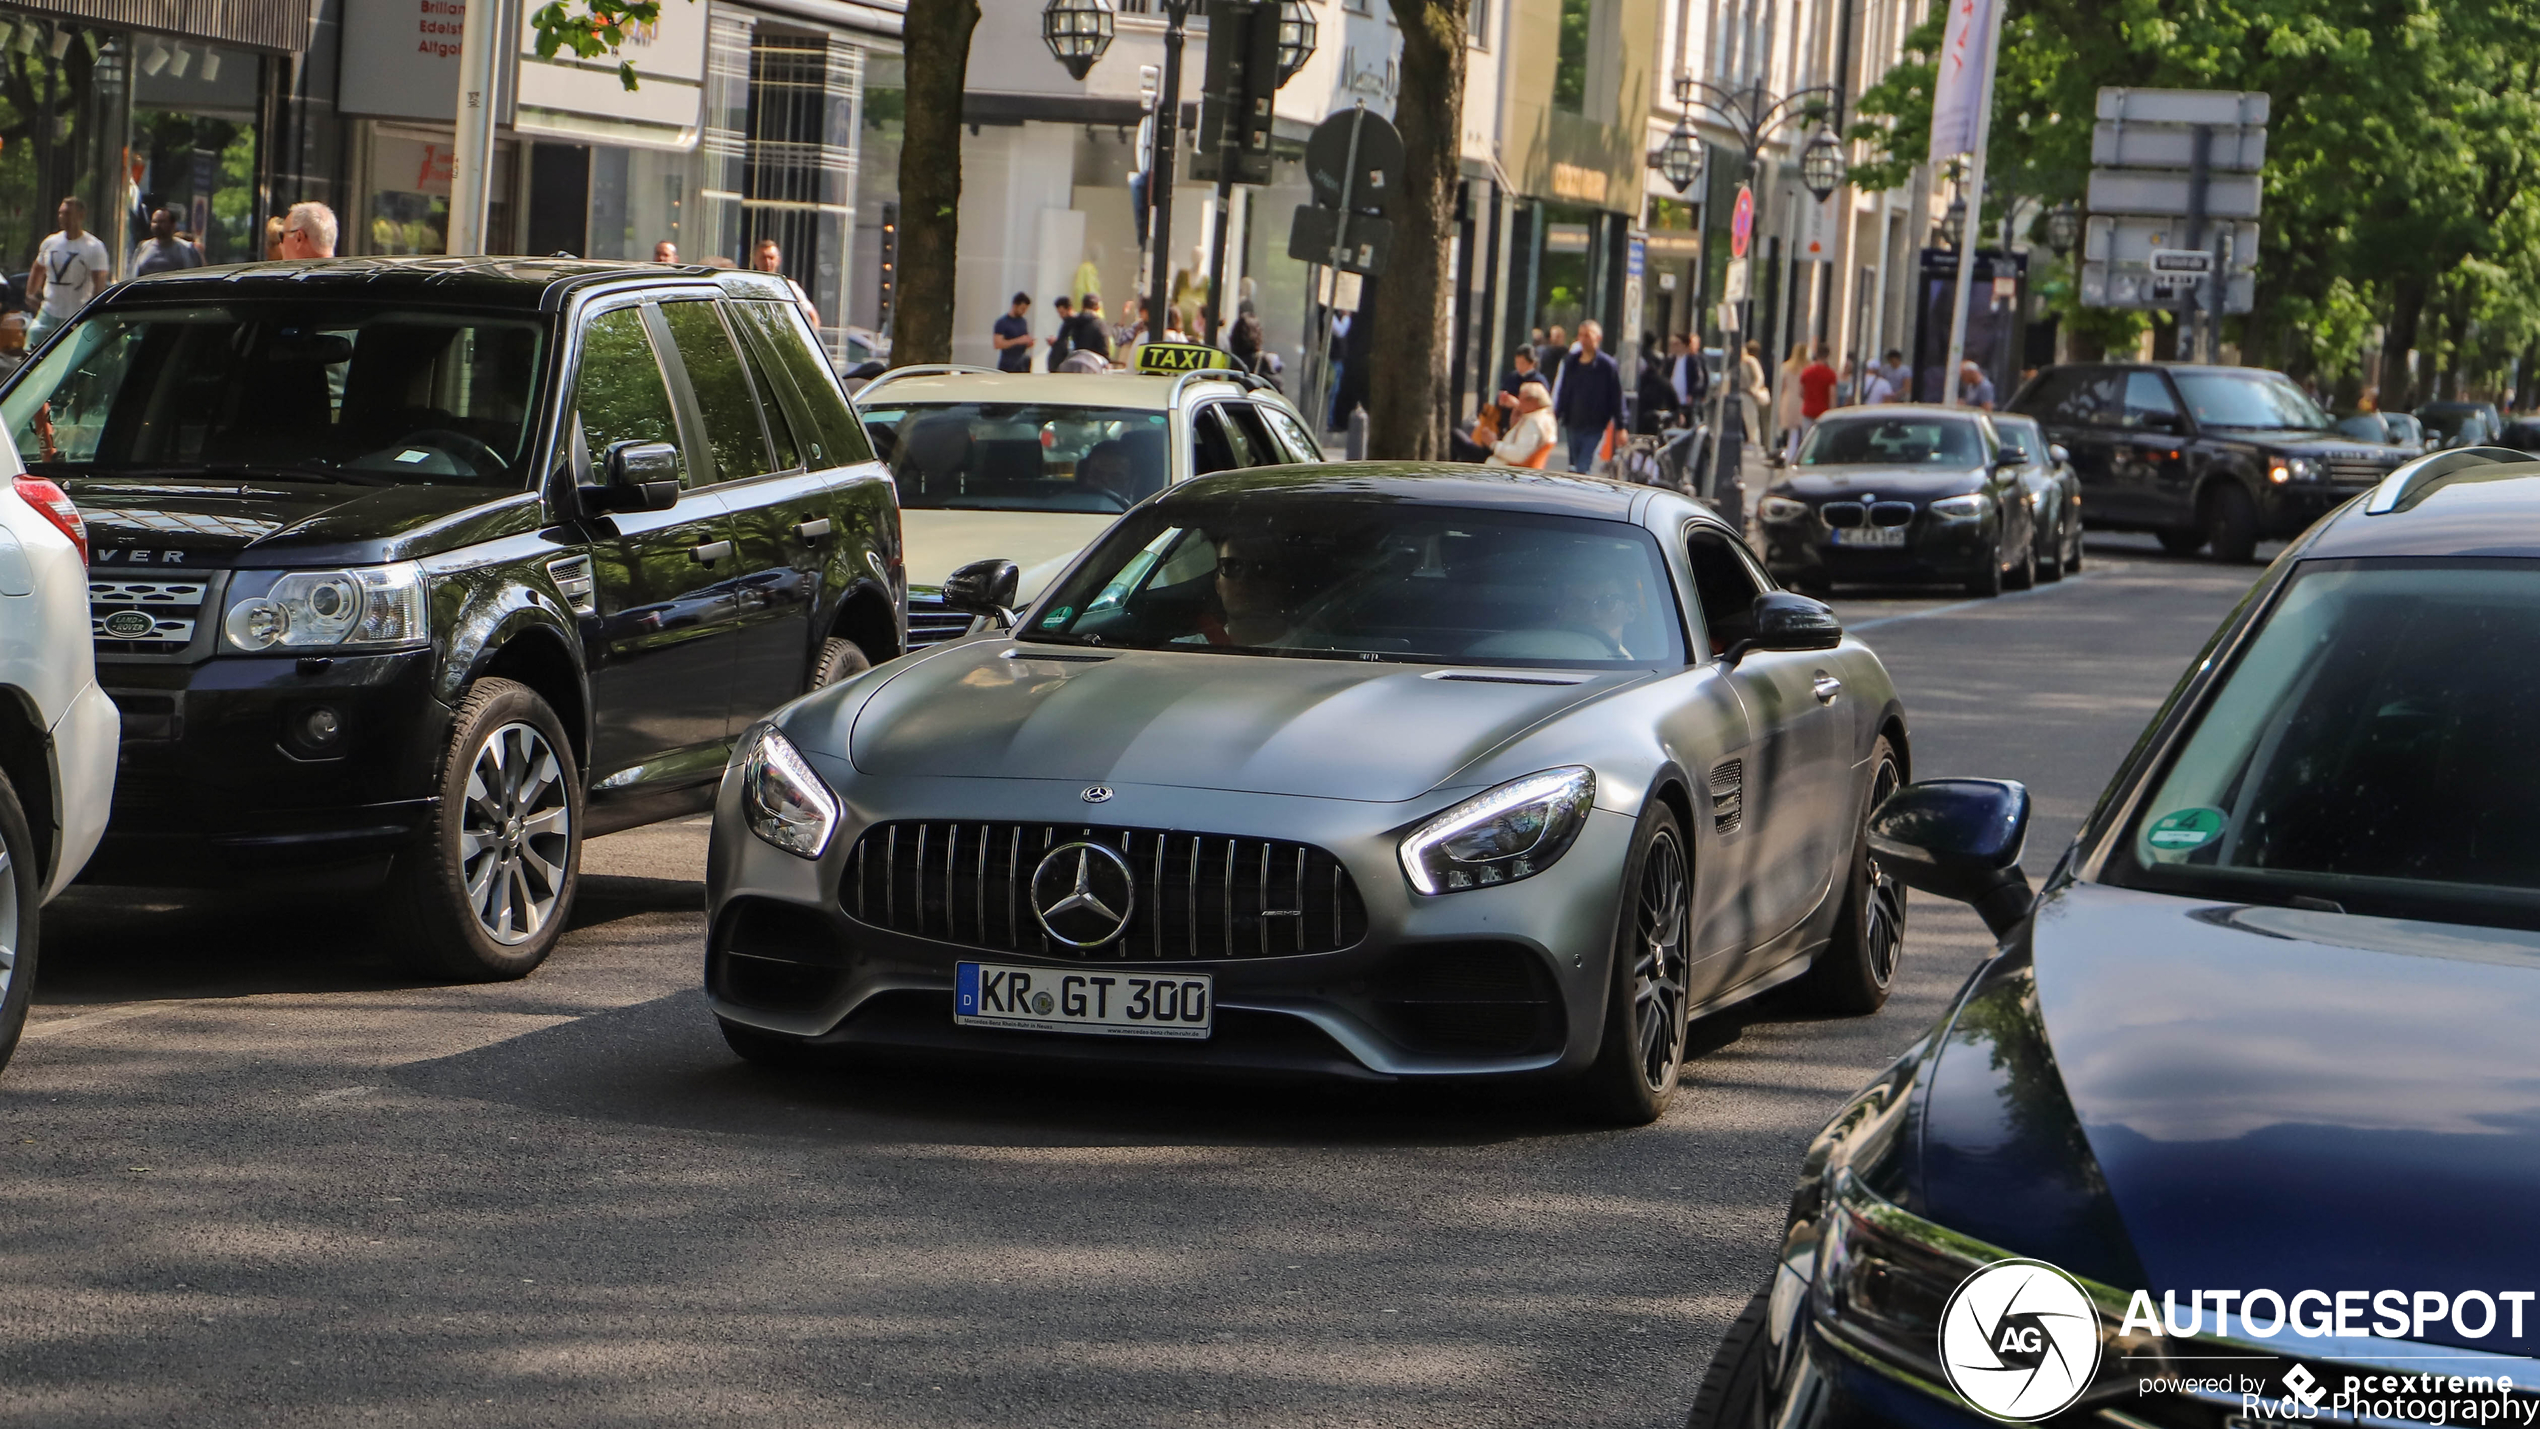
[1304,109,1404,216]
[1730,185,1755,259]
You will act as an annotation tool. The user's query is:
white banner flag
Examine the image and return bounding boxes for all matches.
[1928,0,2001,168]
[1799,196,1837,262]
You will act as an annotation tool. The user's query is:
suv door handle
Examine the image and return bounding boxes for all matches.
[1812,673,1842,704]
[793,517,832,542]
[690,540,734,565]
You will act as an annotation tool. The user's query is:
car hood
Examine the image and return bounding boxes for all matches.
[1770,465,1983,501]
[1938,882,2540,1352]
[836,640,1639,802]
[62,476,537,569]
[902,509,1116,603]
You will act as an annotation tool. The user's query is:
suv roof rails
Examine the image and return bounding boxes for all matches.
[856,363,999,398]
[2364,446,2538,515]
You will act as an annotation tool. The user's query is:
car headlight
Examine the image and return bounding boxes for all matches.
[1758,495,1811,522]
[222,562,428,651]
[1400,766,1594,895]
[2268,456,2320,484]
[735,725,839,860]
[1927,493,1989,521]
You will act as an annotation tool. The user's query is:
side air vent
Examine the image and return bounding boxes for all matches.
[1708,760,1744,834]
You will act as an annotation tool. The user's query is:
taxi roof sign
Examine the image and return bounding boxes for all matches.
[1133,341,1233,374]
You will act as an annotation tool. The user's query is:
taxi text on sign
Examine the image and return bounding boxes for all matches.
[1133,343,1235,374]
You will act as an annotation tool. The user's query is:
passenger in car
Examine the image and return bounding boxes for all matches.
[1196,535,1297,647]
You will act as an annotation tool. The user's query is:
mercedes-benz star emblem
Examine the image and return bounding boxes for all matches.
[1029,841,1137,947]
[1080,785,1114,804]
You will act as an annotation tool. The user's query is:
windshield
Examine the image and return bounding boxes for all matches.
[2417,407,2490,445]
[2,303,547,484]
[2108,560,2540,929]
[1028,498,1686,667]
[1798,415,1982,466]
[860,402,1169,513]
[2170,371,2329,431]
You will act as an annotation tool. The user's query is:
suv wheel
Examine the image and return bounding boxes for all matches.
[2203,482,2260,564]
[391,677,582,981]
[1573,804,1694,1125]
[0,772,41,1076]
[812,636,872,690]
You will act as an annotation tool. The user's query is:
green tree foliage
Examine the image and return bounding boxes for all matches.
[1848,0,2540,401]
[527,0,688,91]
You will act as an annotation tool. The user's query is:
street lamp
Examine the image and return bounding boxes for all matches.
[1648,119,1701,196]
[1276,0,1317,86]
[1041,0,1116,83]
[1799,131,1846,203]
[1939,195,1968,250]
[2043,200,2082,258]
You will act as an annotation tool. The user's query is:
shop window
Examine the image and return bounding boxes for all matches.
[1553,0,1590,112]
[129,42,257,267]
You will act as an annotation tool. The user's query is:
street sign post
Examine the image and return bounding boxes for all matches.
[2081,87,2269,359]
[1294,105,1400,436]
[1729,186,1754,259]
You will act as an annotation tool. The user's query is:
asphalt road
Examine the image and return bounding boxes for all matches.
[5,537,2264,1428]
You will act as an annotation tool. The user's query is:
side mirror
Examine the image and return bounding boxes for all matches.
[585,439,682,513]
[1867,778,2034,937]
[1723,590,1841,665]
[941,558,1021,625]
[1992,450,2025,470]
[2049,443,2071,464]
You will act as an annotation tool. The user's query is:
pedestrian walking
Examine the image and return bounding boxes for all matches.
[752,238,822,332]
[992,292,1034,373]
[130,208,204,275]
[1635,334,1679,435]
[1879,349,1909,403]
[1738,341,1769,453]
[653,240,679,264]
[28,197,109,347]
[1860,359,1896,405]
[1071,294,1112,362]
[1114,297,1147,351]
[1799,345,1839,444]
[1552,320,1622,474]
[1958,359,1997,411]
[278,201,338,259]
[1047,296,1078,368]
[1538,325,1569,393]
[1773,346,1808,463]
[1664,334,1707,419]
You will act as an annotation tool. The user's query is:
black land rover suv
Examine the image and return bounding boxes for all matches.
[2009,362,2407,561]
[3,257,903,979]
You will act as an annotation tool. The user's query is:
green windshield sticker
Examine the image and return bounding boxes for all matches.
[2147,806,2226,850]
[1040,606,1074,628]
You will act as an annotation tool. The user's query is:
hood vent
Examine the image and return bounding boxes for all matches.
[1423,669,1588,687]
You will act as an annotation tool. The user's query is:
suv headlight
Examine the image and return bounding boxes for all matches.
[1927,493,1989,521]
[736,724,839,859]
[2268,456,2320,483]
[223,563,428,652]
[1758,495,1811,522]
[1400,766,1594,894]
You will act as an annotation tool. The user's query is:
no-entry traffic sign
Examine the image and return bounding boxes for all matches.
[1730,186,1754,259]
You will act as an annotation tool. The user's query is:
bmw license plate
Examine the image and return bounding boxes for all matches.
[1831,526,1908,547]
[954,962,1212,1039]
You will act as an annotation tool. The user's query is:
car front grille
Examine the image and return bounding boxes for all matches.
[1817,500,1916,528]
[904,594,977,650]
[90,576,209,654]
[842,820,1369,960]
[2327,458,2396,486]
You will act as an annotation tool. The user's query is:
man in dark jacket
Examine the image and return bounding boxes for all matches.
[1552,320,1622,472]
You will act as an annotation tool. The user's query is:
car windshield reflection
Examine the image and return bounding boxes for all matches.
[1798,415,1983,465]
[860,402,1170,515]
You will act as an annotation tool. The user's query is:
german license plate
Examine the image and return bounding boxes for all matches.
[1832,526,1908,547]
[954,962,1213,1039]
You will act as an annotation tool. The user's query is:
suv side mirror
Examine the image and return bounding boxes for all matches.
[1867,778,2034,937]
[585,440,681,513]
[1992,450,2025,470]
[1723,590,1841,666]
[941,558,1021,624]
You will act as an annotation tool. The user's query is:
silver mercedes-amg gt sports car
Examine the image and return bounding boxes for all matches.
[704,466,1910,1122]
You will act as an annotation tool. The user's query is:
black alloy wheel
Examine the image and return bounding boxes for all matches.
[1684,1288,1774,1429]
[1796,736,1907,1015]
[1575,804,1695,1125]
[1963,544,2004,598]
[2203,482,2261,564]
[389,677,583,981]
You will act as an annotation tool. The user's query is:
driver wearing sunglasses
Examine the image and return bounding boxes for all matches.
[1558,572,1639,657]
[1197,535,1295,647]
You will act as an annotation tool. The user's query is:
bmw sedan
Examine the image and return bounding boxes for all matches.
[1691,445,2540,1427]
[705,467,1911,1123]
[1757,407,2037,597]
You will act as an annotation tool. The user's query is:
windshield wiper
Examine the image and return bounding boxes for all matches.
[86,462,393,487]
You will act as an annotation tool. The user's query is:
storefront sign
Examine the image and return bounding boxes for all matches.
[1550,162,1609,205]
[339,0,479,121]
[514,0,706,151]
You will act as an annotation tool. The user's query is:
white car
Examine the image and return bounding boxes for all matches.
[0,465,118,1070]
[852,365,1324,649]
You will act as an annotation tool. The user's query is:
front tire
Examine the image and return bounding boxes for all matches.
[1963,547,2003,598]
[389,678,582,982]
[812,635,872,689]
[2064,509,2085,572]
[1573,804,1694,1125]
[0,772,41,1077]
[1794,736,1906,1015]
[1685,1289,1773,1429]
[2203,482,2260,564]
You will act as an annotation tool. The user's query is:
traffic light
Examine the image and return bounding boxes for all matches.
[1191,0,1279,186]
[876,200,897,330]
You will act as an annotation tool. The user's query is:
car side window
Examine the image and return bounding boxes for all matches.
[2122,372,2182,430]
[574,306,689,486]
[727,309,804,471]
[2038,370,2121,426]
[1191,406,1245,474]
[1256,401,1322,462]
[732,300,873,469]
[1684,527,1766,659]
[659,300,774,484]
[1220,402,1285,465]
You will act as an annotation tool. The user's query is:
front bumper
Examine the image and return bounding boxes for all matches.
[703,765,1640,1081]
[84,648,453,887]
[2259,481,2379,537]
[1762,514,1997,585]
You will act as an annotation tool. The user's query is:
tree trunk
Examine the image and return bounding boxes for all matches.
[1368,0,1470,460]
[2377,277,2425,412]
[896,0,980,367]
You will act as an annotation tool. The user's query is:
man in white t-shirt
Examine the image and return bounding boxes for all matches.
[28,197,109,346]
[753,238,823,335]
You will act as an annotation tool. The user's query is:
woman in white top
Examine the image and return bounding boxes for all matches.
[1487,381,1559,468]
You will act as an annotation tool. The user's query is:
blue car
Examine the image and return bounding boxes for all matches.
[1694,445,2540,1429]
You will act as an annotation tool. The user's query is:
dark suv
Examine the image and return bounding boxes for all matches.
[2009,363,2406,561]
[3,257,902,979]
